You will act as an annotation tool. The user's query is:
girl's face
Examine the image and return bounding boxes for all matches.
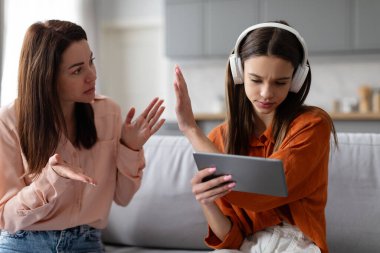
[57,39,97,108]
[243,55,294,121]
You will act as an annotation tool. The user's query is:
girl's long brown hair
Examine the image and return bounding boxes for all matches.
[17,20,97,177]
[225,21,337,155]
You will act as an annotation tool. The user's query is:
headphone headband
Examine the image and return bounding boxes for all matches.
[230,22,309,93]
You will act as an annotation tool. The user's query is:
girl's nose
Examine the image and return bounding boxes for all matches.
[260,83,274,99]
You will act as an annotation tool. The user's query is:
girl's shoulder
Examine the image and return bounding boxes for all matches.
[295,106,331,122]
[291,106,333,133]
[208,122,228,152]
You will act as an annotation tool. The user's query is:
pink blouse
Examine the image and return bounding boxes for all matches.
[0,95,145,233]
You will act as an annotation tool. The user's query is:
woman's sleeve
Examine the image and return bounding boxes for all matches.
[113,107,145,206]
[0,120,71,233]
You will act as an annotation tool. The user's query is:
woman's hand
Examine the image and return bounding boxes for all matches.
[121,97,165,151]
[173,65,198,134]
[191,167,236,205]
[49,154,97,185]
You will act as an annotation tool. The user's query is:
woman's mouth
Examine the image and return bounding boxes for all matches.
[84,87,95,95]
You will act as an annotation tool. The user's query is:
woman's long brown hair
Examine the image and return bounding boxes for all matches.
[17,20,97,177]
[225,21,337,155]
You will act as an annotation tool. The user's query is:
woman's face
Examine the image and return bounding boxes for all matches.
[243,55,294,121]
[56,39,97,107]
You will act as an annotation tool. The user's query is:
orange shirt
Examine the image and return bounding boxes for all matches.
[205,108,331,253]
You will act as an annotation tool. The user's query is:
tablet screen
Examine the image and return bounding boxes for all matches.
[193,152,288,197]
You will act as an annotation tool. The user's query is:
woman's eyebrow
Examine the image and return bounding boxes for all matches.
[68,62,84,69]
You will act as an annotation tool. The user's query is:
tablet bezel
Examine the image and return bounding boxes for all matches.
[193,152,288,197]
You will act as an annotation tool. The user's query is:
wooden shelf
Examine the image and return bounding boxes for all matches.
[194,113,225,121]
[195,112,380,121]
[330,112,380,121]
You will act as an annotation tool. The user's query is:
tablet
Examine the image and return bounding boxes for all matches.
[193,152,288,197]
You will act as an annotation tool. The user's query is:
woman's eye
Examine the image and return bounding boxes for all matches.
[90,57,95,65]
[275,81,287,85]
[73,68,82,75]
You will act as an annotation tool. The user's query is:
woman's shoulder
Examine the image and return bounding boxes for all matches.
[91,94,121,115]
[0,101,17,128]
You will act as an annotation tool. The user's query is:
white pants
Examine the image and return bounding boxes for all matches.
[211,223,321,253]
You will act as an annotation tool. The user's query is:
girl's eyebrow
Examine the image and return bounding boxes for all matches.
[248,73,291,80]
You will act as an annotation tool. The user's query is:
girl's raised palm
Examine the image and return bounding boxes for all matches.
[173,65,197,133]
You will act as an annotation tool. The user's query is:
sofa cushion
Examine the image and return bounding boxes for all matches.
[326,133,380,253]
[102,136,209,250]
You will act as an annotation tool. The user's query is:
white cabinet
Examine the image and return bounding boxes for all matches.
[165,0,203,57]
[165,0,259,58]
[165,0,380,58]
[204,0,259,56]
[261,0,351,53]
[352,0,380,50]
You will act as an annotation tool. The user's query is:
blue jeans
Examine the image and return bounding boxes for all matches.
[0,225,105,253]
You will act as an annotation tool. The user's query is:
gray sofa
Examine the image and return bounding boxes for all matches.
[102,133,380,253]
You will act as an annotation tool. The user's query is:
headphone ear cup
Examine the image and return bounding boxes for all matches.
[290,65,309,93]
[229,54,244,84]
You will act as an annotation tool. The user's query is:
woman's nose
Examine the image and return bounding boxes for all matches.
[86,67,97,82]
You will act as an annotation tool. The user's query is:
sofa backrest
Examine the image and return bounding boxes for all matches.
[326,133,380,253]
[102,133,380,252]
[102,135,209,249]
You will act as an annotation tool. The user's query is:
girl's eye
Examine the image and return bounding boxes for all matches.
[250,79,262,84]
[275,81,287,85]
[90,57,95,65]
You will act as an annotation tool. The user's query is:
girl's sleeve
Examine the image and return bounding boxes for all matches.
[113,106,145,206]
[230,110,332,212]
[0,120,71,233]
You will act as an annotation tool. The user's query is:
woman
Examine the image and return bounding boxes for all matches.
[174,21,337,253]
[0,20,165,252]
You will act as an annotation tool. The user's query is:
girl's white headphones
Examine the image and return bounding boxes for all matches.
[229,22,309,93]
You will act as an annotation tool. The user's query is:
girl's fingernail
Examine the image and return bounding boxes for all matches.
[224,175,232,181]
[228,182,236,188]
[208,167,216,173]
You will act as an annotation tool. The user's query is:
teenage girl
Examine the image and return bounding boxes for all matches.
[174,21,337,253]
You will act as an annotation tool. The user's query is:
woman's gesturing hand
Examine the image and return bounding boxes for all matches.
[121,97,165,151]
[191,167,236,205]
[49,154,97,185]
